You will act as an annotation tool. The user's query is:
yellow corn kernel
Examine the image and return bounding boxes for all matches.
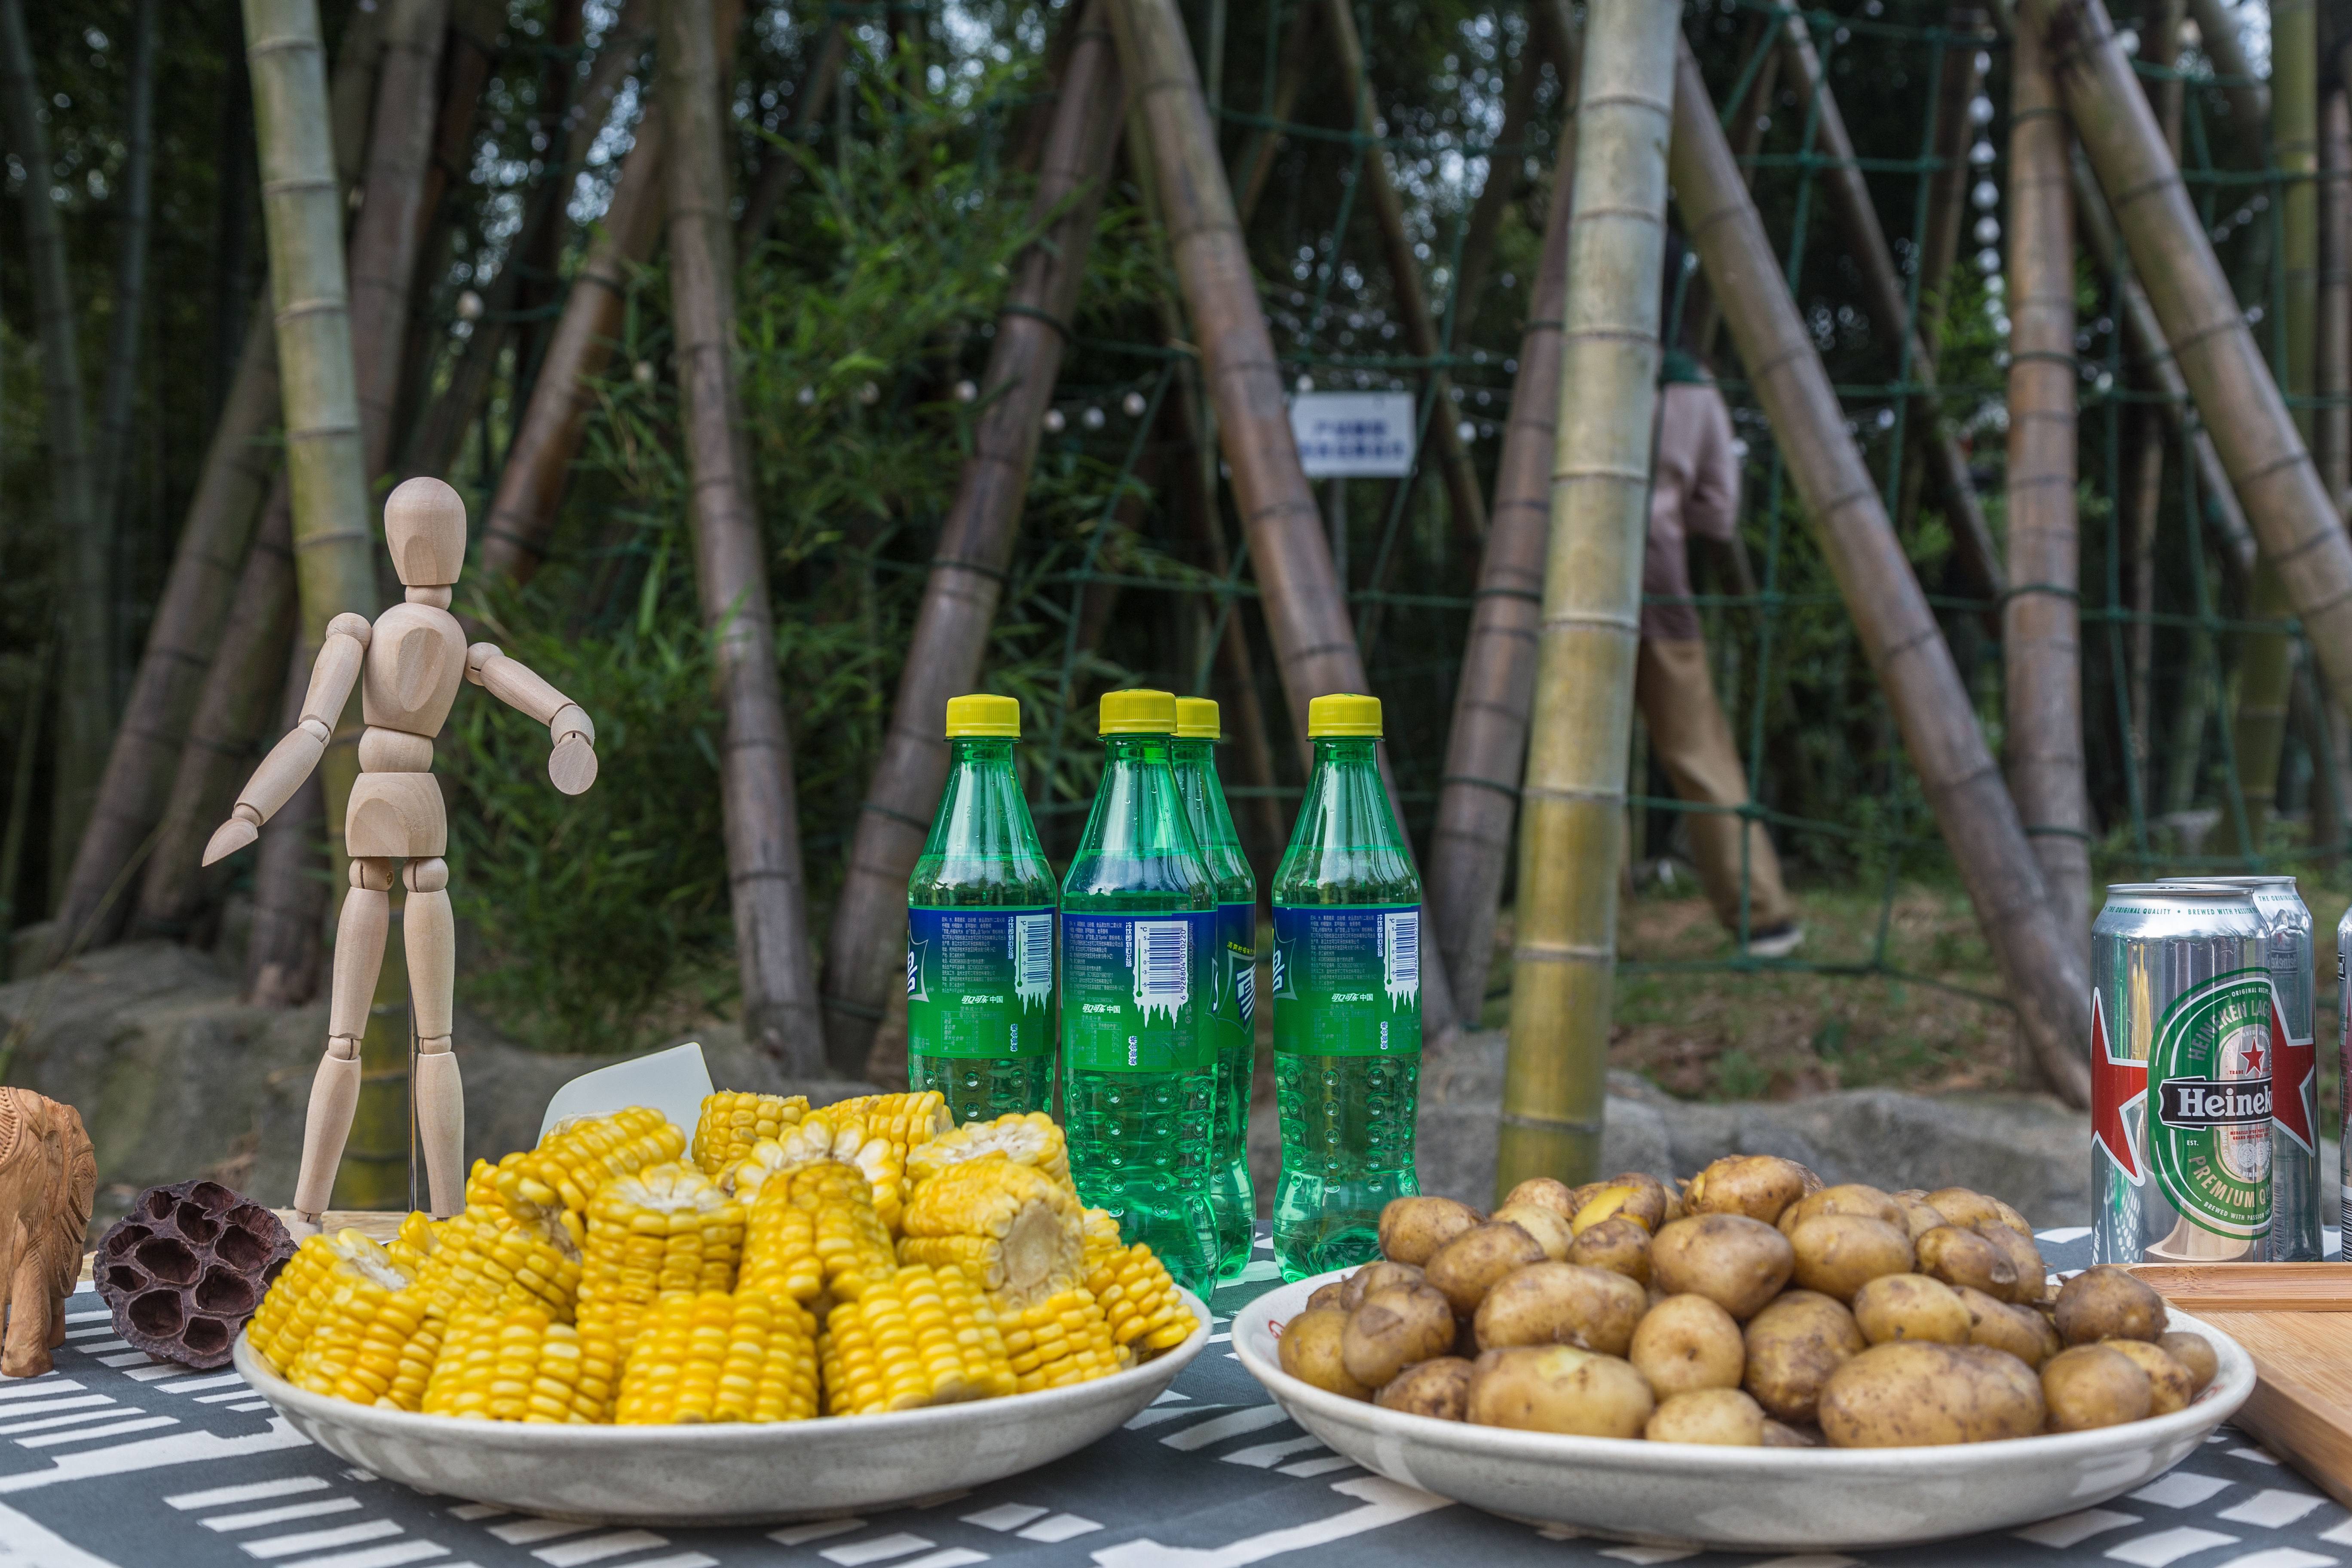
[496,1106,686,1221]
[409,1203,584,1323]
[1000,1286,1121,1393]
[692,1091,808,1178]
[740,1159,895,1308]
[745,1112,914,1233]
[906,1112,1072,1196]
[613,1289,819,1424]
[897,1155,1083,1310]
[1086,1241,1197,1356]
[420,1305,612,1423]
[818,1265,1014,1415]
[308,1286,442,1410]
[251,1229,410,1377]
[820,1093,950,1229]
[1080,1207,1125,1273]
[247,1235,337,1373]
[385,1211,439,1277]
[579,1163,744,1354]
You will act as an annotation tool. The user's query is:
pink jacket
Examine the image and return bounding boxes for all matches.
[1643,378,1741,642]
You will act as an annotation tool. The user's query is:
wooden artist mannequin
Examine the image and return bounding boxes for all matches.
[202,478,598,1228]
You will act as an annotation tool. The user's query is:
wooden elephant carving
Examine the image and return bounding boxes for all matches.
[0,1089,98,1377]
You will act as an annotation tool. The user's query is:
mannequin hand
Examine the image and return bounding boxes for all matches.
[549,732,598,796]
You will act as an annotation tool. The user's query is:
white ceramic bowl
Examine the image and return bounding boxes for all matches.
[234,1287,1207,1526]
[1233,1271,2254,1552]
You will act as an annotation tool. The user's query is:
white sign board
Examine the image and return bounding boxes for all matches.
[1289,391,1418,477]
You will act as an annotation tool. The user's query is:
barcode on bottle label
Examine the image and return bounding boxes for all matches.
[1383,909,1419,998]
[1014,913,1054,997]
[1133,920,1190,1015]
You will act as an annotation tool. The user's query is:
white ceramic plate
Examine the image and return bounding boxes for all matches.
[1233,1271,2254,1552]
[234,1287,1207,1526]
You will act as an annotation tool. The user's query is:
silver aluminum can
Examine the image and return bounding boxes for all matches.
[2092,884,2271,1265]
[2162,876,2319,1259]
[2341,903,2352,1244]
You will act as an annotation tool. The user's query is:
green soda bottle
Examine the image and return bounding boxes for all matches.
[1172,696,1259,1278]
[1060,689,1221,1293]
[906,693,1057,1119]
[1271,693,1422,1280]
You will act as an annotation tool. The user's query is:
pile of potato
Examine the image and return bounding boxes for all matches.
[1275,1155,2219,1448]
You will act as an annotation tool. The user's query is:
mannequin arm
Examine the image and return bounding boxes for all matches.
[202,614,373,865]
[467,643,598,795]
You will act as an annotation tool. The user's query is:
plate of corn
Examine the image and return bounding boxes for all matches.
[233,1092,1208,1525]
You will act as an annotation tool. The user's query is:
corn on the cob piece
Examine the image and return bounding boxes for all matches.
[999,1286,1122,1393]
[736,1111,914,1231]
[825,1090,952,1150]
[421,1305,617,1423]
[1080,1206,1124,1271]
[249,1229,410,1376]
[409,1204,584,1323]
[579,1163,744,1353]
[385,1211,439,1277]
[740,1160,895,1306]
[1087,1241,1195,1357]
[613,1289,819,1423]
[818,1264,1014,1415]
[692,1091,808,1178]
[496,1106,686,1221]
[905,1112,1072,1195]
[289,1277,443,1412]
[897,1155,1083,1310]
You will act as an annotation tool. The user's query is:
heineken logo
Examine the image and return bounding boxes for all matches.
[2145,969,2275,1241]
[2156,1076,2272,1128]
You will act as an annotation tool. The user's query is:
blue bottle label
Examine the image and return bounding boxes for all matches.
[1271,903,1423,1057]
[907,906,1056,1059]
[1217,900,1257,1043]
[1061,911,1217,1072]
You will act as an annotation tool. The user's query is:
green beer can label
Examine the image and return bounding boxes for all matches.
[2148,968,2276,1240]
[1060,911,1216,1072]
[1271,903,1422,1057]
[906,906,1055,1059]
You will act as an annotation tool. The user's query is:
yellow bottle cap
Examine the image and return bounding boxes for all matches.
[1174,697,1222,740]
[1307,693,1383,738]
[1099,689,1178,735]
[944,693,1020,738]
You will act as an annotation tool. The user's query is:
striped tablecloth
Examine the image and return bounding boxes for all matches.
[4,1228,2343,1568]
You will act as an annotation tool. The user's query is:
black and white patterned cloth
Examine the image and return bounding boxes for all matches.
[3,1229,2343,1568]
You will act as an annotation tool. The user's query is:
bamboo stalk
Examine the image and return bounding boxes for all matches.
[0,0,104,915]
[736,19,844,258]
[1894,8,1988,542]
[1430,106,1578,1023]
[52,314,282,957]
[1228,0,1317,226]
[1775,18,2003,604]
[1446,28,1544,357]
[817,0,1127,1073]
[663,0,825,1072]
[2181,0,2266,160]
[2002,18,2089,963]
[1113,0,1460,1038]
[1669,32,2093,1107]
[1496,0,1671,1194]
[2322,85,2349,515]
[1682,10,1778,361]
[91,0,156,540]
[349,0,449,477]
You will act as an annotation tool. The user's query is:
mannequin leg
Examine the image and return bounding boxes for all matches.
[405,857,462,1217]
[293,858,395,1223]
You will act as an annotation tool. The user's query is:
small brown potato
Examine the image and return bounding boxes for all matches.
[1851,1273,1972,1347]
[1650,1214,1796,1320]
[1645,1387,1766,1446]
[1378,1197,1484,1268]
[1922,1187,2008,1231]
[1567,1215,1654,1284]
[1742,1289,1866,1424]
[1819,1342,2046,1447]
[1501,1178,1580,1222]
[1685,1155,1812,1225]
[1375,1356,1474,1421]
[1971,1222,2052,1305]
[1630,1293,1747,1398]
[1761,1419,1820,1448]
[1424,1222,1550,1316]
[2158,1332,2218,1396]
[1572,1177,1667,1235]
[1475,1262,1649,1356]
[1915,1225,2019,1299]
[1491,1202,1575,1262]
[1341,1283,1458,1388]
[1607,1172,1675,1230]
[1891,1195,1949,1243]
[1464,1345,1655,1438]
[1953,1285,2055,1369]
[1335,1260,1425,1312]
[2054,1267,2168,1346]
[2103,1338,2196,1415]
[1788,1214,1916,1302]
[1780,1183,1905,1236]
[2042,1344,2153,1432]
[1279,1308,1372,1401]
[1306,1281,1348,1312]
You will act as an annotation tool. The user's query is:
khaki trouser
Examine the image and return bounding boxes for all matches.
[1635,637,1795,932]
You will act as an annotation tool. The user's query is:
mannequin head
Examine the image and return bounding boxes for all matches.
[384,478,468,589]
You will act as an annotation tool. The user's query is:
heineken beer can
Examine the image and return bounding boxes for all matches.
[2092,884,2271,1265]
[2161,876,2320,1260]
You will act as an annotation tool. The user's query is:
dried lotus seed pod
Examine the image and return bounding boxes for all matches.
[94,1181,294,1369]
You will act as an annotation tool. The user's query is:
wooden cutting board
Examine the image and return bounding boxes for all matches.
[2133,1263,2352,1508]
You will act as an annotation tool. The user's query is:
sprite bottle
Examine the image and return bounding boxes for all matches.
[1271,693,1423,1280]
[1060,689,1220,1293]
[1172,696,1259,1278]
[906,694,1057,1119]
